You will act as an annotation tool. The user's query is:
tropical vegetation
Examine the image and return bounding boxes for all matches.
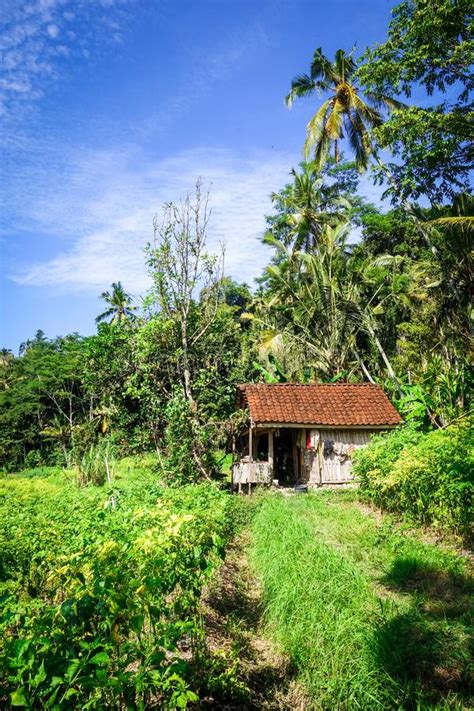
[1,1,472,708]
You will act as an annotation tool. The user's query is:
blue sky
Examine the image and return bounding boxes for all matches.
[1,0,396,352]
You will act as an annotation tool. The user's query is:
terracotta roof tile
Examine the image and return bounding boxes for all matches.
[237,383,401,427]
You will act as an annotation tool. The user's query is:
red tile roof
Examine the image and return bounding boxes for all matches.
[238,383,401,427]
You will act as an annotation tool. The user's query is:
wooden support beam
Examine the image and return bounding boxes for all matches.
[268,430,274,479]
[231,430,236,493]
[248,426,253,495]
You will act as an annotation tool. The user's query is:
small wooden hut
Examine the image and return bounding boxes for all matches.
[232,383,401,489]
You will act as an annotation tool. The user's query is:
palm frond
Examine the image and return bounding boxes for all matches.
[427,216,474,230]
[351,93,383,127]
[325,99,344,139]
[370,254,402,268]
[312,131,331,169]
[262,232,291,254]
[304,99,331,159]
[334,49,356,83]
[95,308,116,324]
[366,92,407,112]
[285,74,317,107]
[344,112,369,171]
[310,47,334,84]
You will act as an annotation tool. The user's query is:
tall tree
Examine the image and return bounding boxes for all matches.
[96,282,138,324]
[358,0,473,203]
[264,161,355,253]
[146,180,224,409]
[285,48,402,170]
[286,44,466,304]
[146,180,225,478]
[0,332,89,468]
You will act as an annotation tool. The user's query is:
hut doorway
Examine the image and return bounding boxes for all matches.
[255,432,269,461]
[274,428,297,484]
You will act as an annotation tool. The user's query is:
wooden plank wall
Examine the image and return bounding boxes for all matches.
[308,429,373,484]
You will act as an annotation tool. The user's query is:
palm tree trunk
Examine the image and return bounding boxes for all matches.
[352,348,376,384]
[365,322,402,394]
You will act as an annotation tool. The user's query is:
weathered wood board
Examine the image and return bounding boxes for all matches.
[232,461,273,485]
[307,428,372,484]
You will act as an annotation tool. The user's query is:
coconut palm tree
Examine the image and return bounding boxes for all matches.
[286,48,465,305]
[258,223,362,378]
[258,222,403,387]
[264,161,353,253]
[96,282,138,324]
[286,48,403,170]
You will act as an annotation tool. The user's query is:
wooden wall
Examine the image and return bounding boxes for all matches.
[307,428,373,484]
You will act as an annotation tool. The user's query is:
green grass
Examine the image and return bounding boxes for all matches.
[250,491,473,710]
[0,464,64,480]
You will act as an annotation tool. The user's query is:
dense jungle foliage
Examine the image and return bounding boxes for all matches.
[1,1,472,480]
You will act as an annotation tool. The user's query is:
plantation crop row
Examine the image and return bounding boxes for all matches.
[0,464,233,709]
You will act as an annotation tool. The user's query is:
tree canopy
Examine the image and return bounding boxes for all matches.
[1,0,472,474]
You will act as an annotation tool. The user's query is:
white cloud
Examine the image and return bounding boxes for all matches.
[46,23,59,38]
[0,0,132,124]
[10,145,295,293]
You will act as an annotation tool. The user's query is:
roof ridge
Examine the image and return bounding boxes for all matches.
[241,382,380,387]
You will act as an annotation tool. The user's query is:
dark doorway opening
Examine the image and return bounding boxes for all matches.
[274,428,297,484]
[255,432,269,461]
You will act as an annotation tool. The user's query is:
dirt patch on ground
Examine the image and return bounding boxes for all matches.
[195,530,309,710]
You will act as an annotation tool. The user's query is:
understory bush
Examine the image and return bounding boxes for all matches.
[163,390,221,484]
[353,418,473,541]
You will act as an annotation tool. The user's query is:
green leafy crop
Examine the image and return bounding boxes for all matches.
[0,467,232,709]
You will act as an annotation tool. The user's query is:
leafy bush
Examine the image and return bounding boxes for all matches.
[163,391,199,484]
[163,390,220,484]
[0,467,232,708]
[354,419,473,540]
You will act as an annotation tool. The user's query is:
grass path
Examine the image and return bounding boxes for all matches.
[197,530,309,709]
[248,490,473,710]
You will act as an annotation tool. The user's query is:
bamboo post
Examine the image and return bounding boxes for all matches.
[231,430,235,493]
[318,433,323,486]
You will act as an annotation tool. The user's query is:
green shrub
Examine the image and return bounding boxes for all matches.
[354,419,473,540]
[0,469,232,709]
[163,390,220,484]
